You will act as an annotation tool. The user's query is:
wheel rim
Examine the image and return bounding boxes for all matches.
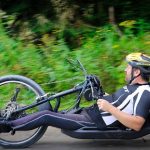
[0,80,44,144]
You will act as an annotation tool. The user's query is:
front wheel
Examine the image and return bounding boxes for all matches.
[0,75,51,148]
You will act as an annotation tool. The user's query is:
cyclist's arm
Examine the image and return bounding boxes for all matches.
[97,99,145,131]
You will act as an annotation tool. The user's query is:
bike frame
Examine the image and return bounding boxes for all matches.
[11,80,87,117]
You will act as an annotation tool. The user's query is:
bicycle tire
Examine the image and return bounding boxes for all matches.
[0,75,51,148]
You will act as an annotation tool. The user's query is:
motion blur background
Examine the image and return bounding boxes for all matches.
[0,0,150,94]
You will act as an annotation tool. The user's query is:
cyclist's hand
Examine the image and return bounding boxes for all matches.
[97,99,112,112]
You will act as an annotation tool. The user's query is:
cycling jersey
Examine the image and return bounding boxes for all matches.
[86,83,150,127]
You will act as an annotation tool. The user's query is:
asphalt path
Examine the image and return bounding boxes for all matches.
[1,127,150,150]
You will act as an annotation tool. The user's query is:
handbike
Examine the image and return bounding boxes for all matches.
[0,60,150,149]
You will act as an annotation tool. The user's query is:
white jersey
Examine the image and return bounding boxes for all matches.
[101,84,150,126]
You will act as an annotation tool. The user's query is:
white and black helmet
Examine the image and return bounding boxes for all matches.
[126,53,150,74]
[126,53,150,84]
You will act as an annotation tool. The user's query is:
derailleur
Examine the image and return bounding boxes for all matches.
[0,88,26,120]
[0,102,22,120]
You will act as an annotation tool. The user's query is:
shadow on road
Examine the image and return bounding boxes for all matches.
[2,127,150,150]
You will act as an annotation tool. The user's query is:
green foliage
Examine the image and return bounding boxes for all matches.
[0,14,150,96]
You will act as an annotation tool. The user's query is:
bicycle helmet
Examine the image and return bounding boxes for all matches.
[126,53,150,83]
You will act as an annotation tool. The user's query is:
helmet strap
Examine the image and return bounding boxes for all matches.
[129,68,141,84]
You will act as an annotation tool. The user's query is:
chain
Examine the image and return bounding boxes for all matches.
[39,76,83,85]
[36,76,83,100]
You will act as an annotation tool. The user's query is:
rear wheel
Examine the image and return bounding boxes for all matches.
[0,75,51,148]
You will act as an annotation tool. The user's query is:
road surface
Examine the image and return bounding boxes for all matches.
[1,127,150,150]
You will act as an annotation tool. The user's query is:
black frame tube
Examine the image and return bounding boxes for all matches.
[12,85,83,114]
